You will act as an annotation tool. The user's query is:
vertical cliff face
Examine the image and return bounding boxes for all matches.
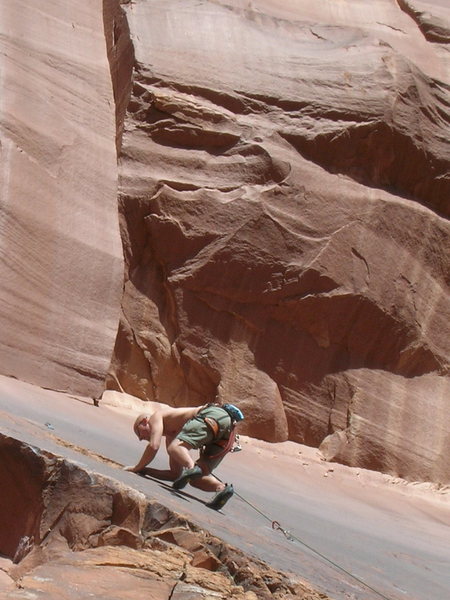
[107,0,450,483]
[0,0,448,483]
[0,1,123,396]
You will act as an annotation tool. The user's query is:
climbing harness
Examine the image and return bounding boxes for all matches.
[199,404,244,461]
[201,428,237,460]
[203,417,221,438]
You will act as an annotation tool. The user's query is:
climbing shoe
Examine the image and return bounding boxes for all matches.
[206,483,234,510]
[172,465,203,490]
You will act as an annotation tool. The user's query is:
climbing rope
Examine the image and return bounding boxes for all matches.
[229,485,395,600]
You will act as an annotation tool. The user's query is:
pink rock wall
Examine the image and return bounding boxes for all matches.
[107,0,450,483]
[0,1,123,396]
[1,0,448,484]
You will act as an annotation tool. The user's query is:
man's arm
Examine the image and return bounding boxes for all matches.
[125,411,164,473]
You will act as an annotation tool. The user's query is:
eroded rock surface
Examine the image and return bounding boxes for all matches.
[0,434,326,600]
[106,0,450,483]
[0,1,123,396]
[0,0,448,484]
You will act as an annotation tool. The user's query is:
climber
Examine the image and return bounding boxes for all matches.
[124,401,244,510]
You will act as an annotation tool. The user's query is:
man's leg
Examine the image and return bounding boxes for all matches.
[169,445,234,509]
[139,450,184,480]
[167,441,222,491]
[171,452,226,491]
[168,416,233,508]
[166,438,196,469]
[138,467,175,480]
[193,458,234,509]
[190,474,225,492]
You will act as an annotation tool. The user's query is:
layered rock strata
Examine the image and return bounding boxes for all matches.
[0,0,123,396]
[0,0,448,484]
[0,434,327,600]
[106,0,450,483]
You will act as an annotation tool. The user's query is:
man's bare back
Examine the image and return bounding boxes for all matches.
[158,404,206,437]
[134,402,207,438]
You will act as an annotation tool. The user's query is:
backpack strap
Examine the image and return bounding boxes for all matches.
[203,417,220,438]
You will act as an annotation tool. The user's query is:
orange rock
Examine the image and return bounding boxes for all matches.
[0,0,448,486]
[0,435,323,600]
[107,0,450,484]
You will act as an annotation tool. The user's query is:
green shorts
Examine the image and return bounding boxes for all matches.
[176,405,232,470]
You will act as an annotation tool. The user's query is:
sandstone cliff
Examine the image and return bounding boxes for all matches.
[0,1,123,396]
[106,0,450,484]
[0,0,449,484]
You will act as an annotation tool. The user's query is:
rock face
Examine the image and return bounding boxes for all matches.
[0,0,123,396]
[0,0,448,484]
[106,0,450,483]
[0,434,325,600]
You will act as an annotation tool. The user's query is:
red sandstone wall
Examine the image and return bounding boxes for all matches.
[107,0,450,483]
[0,0,448,483]
[0,1,123,396]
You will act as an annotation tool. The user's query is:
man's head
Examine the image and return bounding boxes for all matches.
[134,414,150,441]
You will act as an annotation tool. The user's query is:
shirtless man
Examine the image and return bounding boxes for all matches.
[124,402,237,509]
